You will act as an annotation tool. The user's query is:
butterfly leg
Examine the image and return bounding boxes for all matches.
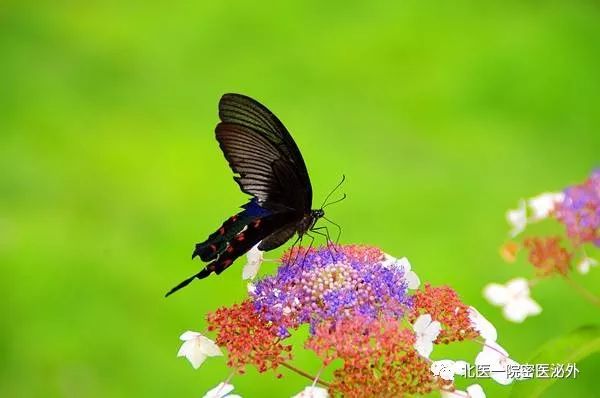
[299,232,314,267]
[312,225,338,256]
[310,227,336,261]
[285,234,303,265]
[322,216,343,244]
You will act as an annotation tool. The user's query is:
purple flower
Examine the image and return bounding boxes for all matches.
[250,245,413,336]
[555,169,600,246]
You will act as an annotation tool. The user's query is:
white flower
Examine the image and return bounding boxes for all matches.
[242,244,264,280]
[247,282,256,294]
[292,386,329,398]
[577,257,598,274]
[441,384,486,398]
[483,278,541,323]
[528,192,564,221]
[382,254,420,289]
[412,313,441,358]
[203,382,242,398]
[506,200,527,237]
[430,359,469,381]
[468,306,497,342]
[177,331,222,369]
[475,340,520,385]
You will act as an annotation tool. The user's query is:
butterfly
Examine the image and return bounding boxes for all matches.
[166,93,342,296]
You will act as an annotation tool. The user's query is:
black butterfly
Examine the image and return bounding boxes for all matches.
[166,93,341,296]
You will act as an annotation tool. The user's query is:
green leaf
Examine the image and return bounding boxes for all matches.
[510,325,600,398]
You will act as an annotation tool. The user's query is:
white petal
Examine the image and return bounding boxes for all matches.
[203,382,235,398]
[406,270,420,289]
[178,340,207,369]
[528,192,564,221]
[484,340,509,358]
[424,320,442,340]
[242,245,263,280]
[518,296,542,317]
[577,257,597,275]
[502,301,527,322]
[483,284,509,306]
[466,384,486,398]
[475,340,509,368]
[468,307,498,342]
[242,260,261,280]
[381,253,397,269]
[475,340,518,384]
[177,333,222,369]
[475,347,495,368]
[292,386,329,398]
[412,314,432,333]
[198,336,223,357]
[179,330,201,341]
[397,256,412,272]
[505,278,530,299]
[414,339,434,358]
[503,299,537,323]
[506,200,527,237]
[247,282,256,294]
[247,244,264,263]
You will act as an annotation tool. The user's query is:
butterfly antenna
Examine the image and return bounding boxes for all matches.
[320,174,346,209]
[322,193,347,209]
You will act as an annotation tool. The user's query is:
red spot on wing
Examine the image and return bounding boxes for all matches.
[219,227,225,235]
[236,233,245,241]
[252,219,262,228]
[226,245,234,253]
[230,215,238,222]
[209,244,217,252]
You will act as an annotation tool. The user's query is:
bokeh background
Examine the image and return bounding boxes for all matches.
[2,1,599,397]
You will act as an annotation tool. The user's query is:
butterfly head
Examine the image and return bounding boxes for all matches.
[312,208,325,220]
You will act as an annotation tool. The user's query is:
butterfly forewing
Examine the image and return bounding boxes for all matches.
[217,94,312,211]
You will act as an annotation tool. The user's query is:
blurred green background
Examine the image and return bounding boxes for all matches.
[1,1,599,397]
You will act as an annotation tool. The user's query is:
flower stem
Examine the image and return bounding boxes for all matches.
[281,362,331,388]
[562,276,600,309]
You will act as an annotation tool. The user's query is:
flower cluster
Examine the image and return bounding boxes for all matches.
[206,300,292,374]
[307,315,439,397]
[488,169,600,322]
[250,244,412,336]
[555,169,600,247]
[410,284,479,344]
[176,244,519,397]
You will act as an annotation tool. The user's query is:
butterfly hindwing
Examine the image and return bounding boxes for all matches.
[192,199,271,261]
[203,211,297,275]
[258,223,298,251]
